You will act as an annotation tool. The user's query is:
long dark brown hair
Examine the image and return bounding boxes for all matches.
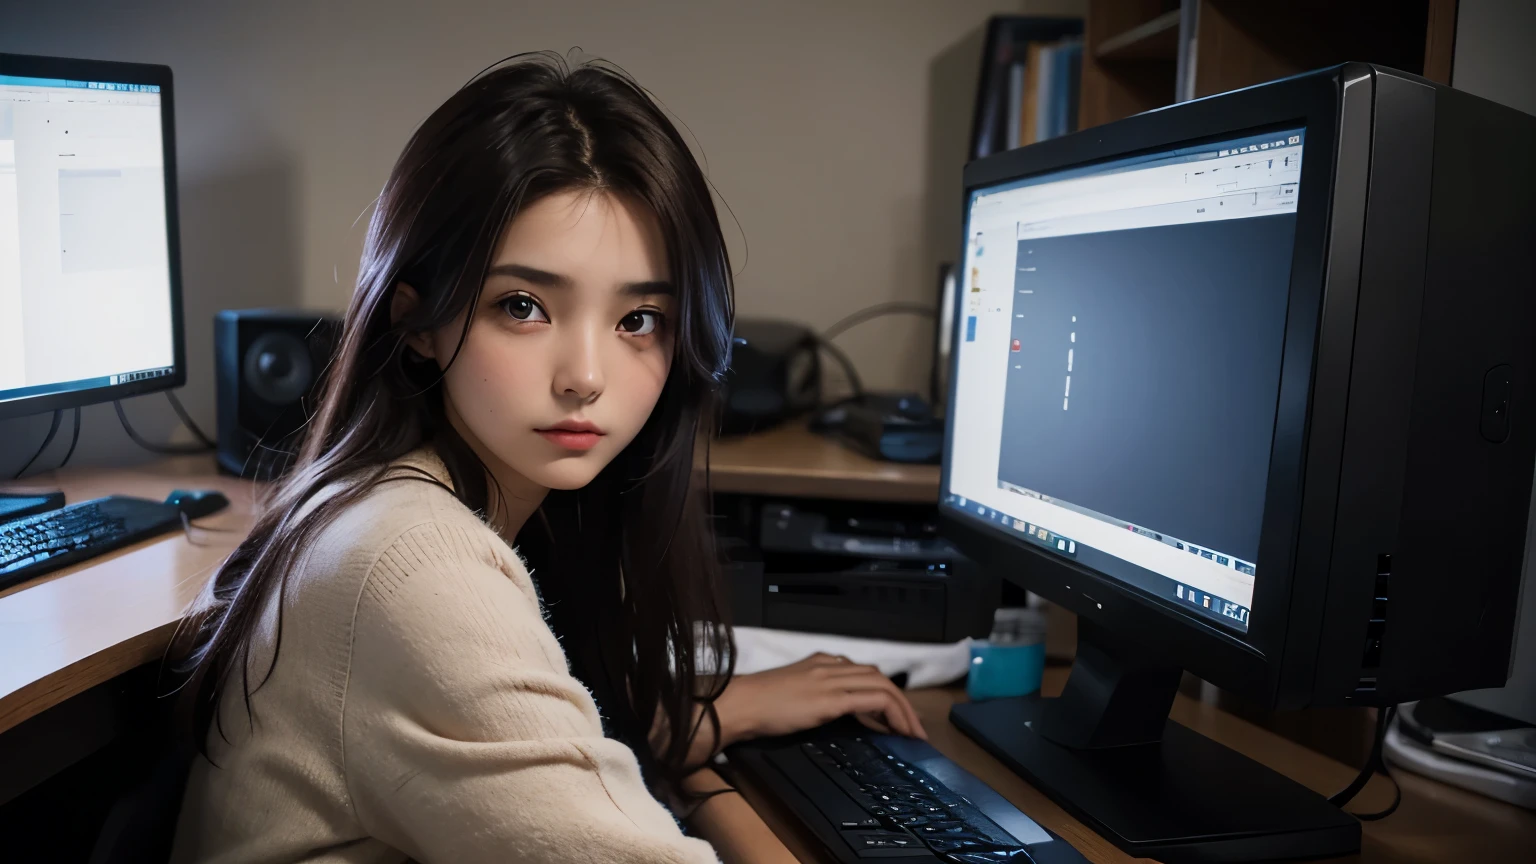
[172,52,736,798]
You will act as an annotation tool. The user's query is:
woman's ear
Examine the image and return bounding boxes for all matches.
[391,283,436,360]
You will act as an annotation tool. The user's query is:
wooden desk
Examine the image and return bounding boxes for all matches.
[0,457,256,736]
[734,670,1536,864]
[5,447,1531,863]
[2,426,928,733]
[709,423,940,503]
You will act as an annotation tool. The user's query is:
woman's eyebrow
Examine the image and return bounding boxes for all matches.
[622,280,674,297]
[487,263,570,287]
[488,263,673,297]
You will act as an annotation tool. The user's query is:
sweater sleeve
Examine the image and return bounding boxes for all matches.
[340,522,719,864]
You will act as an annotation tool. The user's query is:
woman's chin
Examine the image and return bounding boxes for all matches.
[523,457,608,491]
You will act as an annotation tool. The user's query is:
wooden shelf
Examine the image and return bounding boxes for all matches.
[1079,0,1458,131]
[1079,1,1179,131]
[1095,9,1180,61]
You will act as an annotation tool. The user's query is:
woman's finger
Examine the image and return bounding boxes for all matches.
[820,661,879,675]
[837,687,915,738]
[853,712,894,735]
[821,669,927,740]
[836,690,914,737]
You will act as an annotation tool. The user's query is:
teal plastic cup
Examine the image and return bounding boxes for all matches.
[966,607,1047,700]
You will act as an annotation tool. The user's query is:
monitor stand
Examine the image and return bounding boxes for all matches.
[0,490,67,523]
[949,619,1361,863]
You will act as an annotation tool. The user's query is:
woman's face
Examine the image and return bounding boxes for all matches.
[406,189,675,494]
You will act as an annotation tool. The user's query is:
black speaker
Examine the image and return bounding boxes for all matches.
[719,318,821,435]
[215,309,340,479]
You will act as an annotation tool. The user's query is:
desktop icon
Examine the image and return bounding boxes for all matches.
[1177,585,1184,599]
[1203,596,1212,608]
[1067,541,1075,554]
[1011,339,1021,352]
[1216,555,1230,566]
[1201,550,1214,560]
[1289,135,1300,144]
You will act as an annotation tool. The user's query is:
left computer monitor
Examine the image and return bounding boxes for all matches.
[0,52,183,421]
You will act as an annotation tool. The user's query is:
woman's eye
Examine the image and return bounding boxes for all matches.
[618,310,662,336]
[499,294,548,323]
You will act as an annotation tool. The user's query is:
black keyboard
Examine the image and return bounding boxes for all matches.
[730,726,1086,863]
[0,496,184,591]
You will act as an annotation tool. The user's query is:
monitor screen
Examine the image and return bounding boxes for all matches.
[0,73,175,408]
[945,129,1306,634]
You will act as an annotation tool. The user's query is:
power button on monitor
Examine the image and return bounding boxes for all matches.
[1480,364,1513,443]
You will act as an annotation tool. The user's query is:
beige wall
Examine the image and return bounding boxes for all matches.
[1,0,1083,472]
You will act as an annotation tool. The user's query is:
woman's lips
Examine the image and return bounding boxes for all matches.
[537,429,603,450]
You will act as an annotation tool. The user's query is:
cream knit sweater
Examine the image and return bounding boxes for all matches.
[171,449,719,864]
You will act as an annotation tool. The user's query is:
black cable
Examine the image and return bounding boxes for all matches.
[12,409,62,479]
[813,302,934,403]
[821,302,936,343]
[114,400,214,455]
[56,407,82,471]
[1329,704,1402,821]
[165,391,217,449]
[179,512,237,546]
[1349,705,1402,821]
[1329,706,1388,807]
[1353,771,1402,821]
[814,335,864,401]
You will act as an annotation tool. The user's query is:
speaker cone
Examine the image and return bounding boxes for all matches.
[243,331,314,405]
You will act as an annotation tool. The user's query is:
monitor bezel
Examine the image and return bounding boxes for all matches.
[939,67,1356,703]
[0,52,185,422]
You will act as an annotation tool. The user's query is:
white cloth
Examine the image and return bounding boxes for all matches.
[731,626,972,689]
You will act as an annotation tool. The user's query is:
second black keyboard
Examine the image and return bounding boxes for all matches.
[0,496,184,591]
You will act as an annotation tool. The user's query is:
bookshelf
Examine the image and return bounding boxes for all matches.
[968,17,1086,160]
[1080,0,1461,130]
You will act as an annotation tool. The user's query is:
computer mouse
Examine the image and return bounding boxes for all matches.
[165,489,230,520]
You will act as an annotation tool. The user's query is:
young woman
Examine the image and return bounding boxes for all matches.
[169,54,925,864]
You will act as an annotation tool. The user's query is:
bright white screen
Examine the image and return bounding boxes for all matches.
[0,75,174,404]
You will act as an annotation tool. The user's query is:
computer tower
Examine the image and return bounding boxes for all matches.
[936,64,1536,861]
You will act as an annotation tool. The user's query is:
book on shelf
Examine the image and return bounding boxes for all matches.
[1006,61,1025,151]
[1029,37,1082,145]
[969,17,1083,161]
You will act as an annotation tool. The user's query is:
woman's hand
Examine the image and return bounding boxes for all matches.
[715,652,928,746]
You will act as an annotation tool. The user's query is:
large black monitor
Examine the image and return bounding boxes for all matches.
[939,63,1536,861]
[0,52,184,422]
